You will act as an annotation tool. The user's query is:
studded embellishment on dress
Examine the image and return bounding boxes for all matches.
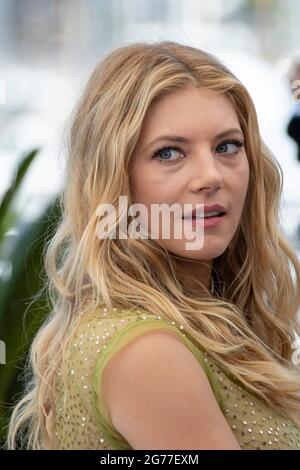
[53,306,300,450]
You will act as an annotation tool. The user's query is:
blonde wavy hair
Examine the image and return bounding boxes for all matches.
[6,40,300,449]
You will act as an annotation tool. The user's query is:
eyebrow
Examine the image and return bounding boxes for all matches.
[142,127,244,152]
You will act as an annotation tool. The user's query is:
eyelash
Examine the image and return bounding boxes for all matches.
[151,139,245,163]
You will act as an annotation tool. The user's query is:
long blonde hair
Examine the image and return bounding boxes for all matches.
[6,40,300,449]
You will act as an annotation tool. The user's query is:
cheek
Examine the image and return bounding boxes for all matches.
[132,165,182,205]
[131,166,152,203]
[232,161,250,209]
[231,155,249,189]
[241,160,250,193]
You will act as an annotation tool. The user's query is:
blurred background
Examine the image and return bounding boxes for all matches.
[1,0,300,446]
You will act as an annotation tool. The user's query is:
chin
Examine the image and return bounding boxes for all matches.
[167,245,228,260]
[161,238,230,259]
[182,251,225,261]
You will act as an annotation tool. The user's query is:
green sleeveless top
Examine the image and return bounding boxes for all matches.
[53,306,300,450]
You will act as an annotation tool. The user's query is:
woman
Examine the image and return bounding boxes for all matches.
[6,41,300,450]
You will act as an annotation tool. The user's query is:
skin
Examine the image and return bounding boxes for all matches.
[130,86,249,291]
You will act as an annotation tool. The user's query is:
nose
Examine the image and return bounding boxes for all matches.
[189,152,224,193]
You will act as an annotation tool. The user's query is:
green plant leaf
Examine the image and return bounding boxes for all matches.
[0,196,61,446]
[0,149,39,242]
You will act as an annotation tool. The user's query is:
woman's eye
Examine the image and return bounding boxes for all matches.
[152,146,184,163]
[151,139,244,164]
[217,139,244,155]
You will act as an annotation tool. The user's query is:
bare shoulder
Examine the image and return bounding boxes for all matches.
[101,329,241,450]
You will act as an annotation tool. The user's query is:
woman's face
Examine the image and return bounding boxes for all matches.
[130,86,249,262]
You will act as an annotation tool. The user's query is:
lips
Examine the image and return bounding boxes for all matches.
[189,213,226,228]
[197,212,225,219]
[182,203,227,219]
